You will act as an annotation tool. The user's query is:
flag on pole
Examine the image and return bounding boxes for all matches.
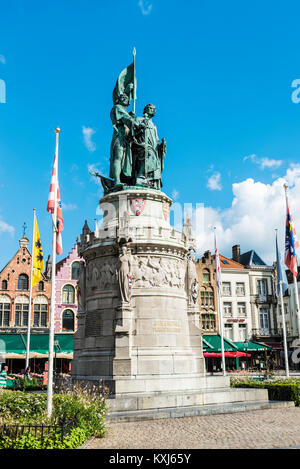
[284,200,299,277]
[276,231,288,298]
[32,214,45,286]
[112,61,136,105]
[47,152,63,255]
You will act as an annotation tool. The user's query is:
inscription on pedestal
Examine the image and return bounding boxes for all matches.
[152,319,181,334]
[85,311,103,337]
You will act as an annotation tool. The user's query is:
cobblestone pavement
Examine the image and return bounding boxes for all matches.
[86,407,300,449]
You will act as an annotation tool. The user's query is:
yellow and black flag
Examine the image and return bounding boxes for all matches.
[32,214,45,286]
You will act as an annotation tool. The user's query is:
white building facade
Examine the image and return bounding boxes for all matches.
[219,254,252,343]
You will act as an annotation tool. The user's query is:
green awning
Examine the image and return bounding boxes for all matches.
[0,334,26,357]
[0,334,73,358]
[234,341,272,352]
[202,334,239,352]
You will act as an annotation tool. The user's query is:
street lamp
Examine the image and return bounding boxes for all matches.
[54,339,61,379]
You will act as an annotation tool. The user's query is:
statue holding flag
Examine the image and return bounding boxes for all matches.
[91,50,166,192]
[110,51,138,186]
[110,92,136,186]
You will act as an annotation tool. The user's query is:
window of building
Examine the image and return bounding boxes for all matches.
[62,309,75,332]
[62,285,75,304]
[238,324,247,341]
[33,304,47,327]
[15,303,29,326]
[201,313,216,331]
[279,305,288,316]
[1,280,7,290]
[236,282,245,296]
[202,270,210,283]
[0,303,10,327]
[237,302,246,316]
[38,281,44,292]
[224,324,233,340]
[222,282,231,296]
[18,274,29,291]
[222,259,229,265]
[259,308,270,335]
[257,279,267,297]
[200,290,214,307]
[71,262,80,280]
[223,302,232,316]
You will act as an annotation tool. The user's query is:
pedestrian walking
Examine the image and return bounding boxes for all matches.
[0,365,15,388]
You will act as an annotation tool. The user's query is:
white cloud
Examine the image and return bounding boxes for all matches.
[243,153,282,170]
[61,203,77,211]
[195,164,300,265]
[207,172,222,191]
[82,126,96,152]
[260,157,282,170]
[0,55,6,65]
[0,219,14,235]
[138,0,152,15]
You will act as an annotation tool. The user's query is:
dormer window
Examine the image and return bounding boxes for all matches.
[18,274,29,290]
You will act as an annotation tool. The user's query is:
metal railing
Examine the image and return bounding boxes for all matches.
[0,419,75,442]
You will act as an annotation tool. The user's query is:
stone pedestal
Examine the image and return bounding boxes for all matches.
[72,188,270,416]
[72,188,205,395]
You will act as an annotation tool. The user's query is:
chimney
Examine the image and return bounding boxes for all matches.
[232,245,240,263]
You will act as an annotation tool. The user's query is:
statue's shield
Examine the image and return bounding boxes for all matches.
[162,202,170,221]
[130,199,146,216]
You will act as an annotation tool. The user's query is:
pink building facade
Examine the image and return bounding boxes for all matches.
[55,243,81,334]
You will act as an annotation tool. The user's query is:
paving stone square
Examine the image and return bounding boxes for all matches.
[86,408,300,449]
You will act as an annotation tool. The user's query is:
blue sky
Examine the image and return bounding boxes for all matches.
[1,0,300,267]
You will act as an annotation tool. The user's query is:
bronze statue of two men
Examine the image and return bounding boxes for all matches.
[110,93,166,190]
[90,56,167,193]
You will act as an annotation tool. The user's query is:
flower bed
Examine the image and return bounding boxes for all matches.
[0,382,107,449]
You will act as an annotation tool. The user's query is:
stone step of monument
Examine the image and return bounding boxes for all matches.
[107,400,294,423]
[107,387,269,413]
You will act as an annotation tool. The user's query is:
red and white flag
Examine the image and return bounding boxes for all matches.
[47,152,63,255]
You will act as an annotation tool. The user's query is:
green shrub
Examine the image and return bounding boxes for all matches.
[231,379,300,406]
[52,388,107,438]
[0,383,107,448]
[0,391,47,423]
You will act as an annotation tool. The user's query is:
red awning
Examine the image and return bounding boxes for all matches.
[204,352,251,358]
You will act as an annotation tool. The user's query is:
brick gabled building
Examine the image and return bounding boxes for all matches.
[0,235,51,333]
[196,251,218,334]
[54,243,81,334]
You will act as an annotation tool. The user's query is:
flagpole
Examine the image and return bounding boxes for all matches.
[47,127,60,418]
[279,280,289,377]
[276,229,289,377]
[25,208,36,370]
[284,184,300,340]
[214,227,226,376]
[132,47,136,115]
